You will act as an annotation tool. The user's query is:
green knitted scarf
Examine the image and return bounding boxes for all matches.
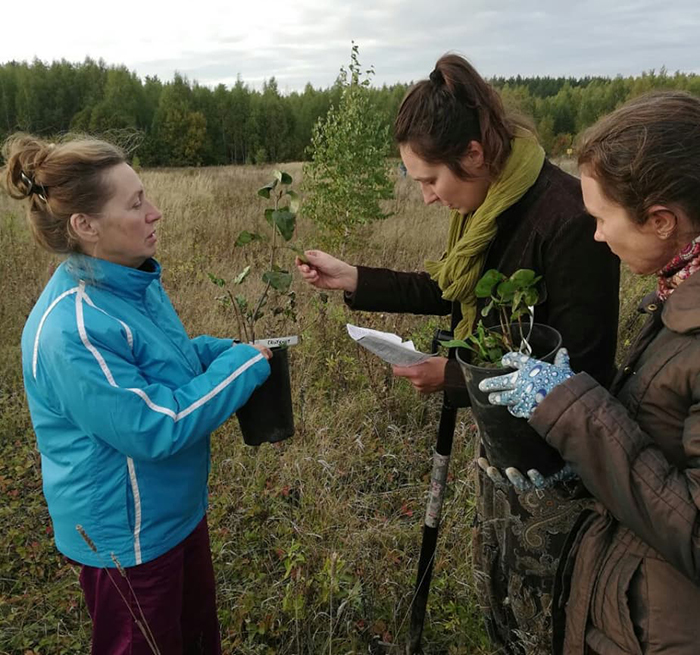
[424,129,545,339]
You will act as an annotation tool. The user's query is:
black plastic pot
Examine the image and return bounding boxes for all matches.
[456,323,565,477]
[236,346,294,446]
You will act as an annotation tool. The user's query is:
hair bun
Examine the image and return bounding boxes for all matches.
[19,171,47,201]
[1,134,51,201]
[429,68,444,86]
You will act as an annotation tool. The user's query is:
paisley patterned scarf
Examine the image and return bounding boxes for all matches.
[657,235,700,301]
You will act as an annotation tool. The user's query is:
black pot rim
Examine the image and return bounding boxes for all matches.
[454,322,562,373]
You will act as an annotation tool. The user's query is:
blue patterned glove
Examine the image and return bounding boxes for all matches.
[478,348,574,419]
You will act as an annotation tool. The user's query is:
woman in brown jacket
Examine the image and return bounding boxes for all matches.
[297,54,619,654]
[481,91,700,654]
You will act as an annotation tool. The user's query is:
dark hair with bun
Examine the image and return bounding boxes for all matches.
[394,53,531,180]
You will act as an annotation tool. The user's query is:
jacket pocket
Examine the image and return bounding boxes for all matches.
[124,457,140,538]
[590,551,644,655]
[638,556,700,654]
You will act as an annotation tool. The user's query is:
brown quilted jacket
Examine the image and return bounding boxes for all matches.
[531,270,700,655]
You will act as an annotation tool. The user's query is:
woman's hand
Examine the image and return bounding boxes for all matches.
[251,344,273,360]
[478,348,574,419]
[295,250,358,293]
[392,356,448,394]
[477,456,577,492]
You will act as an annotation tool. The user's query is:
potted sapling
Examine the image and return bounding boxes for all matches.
[443,269,565,476]
[208,170,302,446]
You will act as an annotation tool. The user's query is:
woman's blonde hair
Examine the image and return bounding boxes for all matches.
[1,134,126,254]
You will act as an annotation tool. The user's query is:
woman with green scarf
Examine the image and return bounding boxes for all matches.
[296,54,619,655]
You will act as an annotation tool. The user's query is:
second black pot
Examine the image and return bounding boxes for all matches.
[456,323,565,478]
[236,346,294,446]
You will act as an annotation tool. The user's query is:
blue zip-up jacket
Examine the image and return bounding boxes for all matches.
[21,255,270,568]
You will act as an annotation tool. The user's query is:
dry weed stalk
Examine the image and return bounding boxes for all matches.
[76,525,161,655]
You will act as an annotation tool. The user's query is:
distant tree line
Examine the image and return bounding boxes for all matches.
[492,68,700,155]
[1,58,699,166]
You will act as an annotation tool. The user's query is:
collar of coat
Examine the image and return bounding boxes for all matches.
[640,269,700,335]
[65,254,162,300]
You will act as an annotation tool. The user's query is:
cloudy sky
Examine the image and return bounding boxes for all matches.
[2,0,698,92]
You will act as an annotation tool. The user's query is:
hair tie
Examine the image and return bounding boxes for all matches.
[20,171,48,203]
[429,68,444,87]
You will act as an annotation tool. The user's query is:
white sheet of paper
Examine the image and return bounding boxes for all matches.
[346,324,434,367]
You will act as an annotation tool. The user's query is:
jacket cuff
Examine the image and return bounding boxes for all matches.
[343,266,391,312]
[529,372,599,445]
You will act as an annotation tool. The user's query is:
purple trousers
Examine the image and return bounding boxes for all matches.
[79,516,222,655]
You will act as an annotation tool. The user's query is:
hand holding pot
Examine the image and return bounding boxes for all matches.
[250,344,273,360]
[478,348,574,419]
[295,250,358,293]
[477,456,577,492]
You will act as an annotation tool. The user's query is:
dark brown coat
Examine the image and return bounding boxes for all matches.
[348,160,620,398]
[531,270,700,655]
[347,160,620,654]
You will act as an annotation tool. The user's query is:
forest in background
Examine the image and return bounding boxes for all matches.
[1,58,699,167]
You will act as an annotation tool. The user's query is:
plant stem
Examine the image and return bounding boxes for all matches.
[114,562,161,654]
[498,305,513,352]
[250,282,270,344]
[227,289,249,343]
[269,190,279,274]
[251,188,281,343]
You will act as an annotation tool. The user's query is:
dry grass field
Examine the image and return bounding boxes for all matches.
[0,161,653,654]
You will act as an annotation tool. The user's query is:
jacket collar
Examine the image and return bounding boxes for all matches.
[65,255,161,301]
[659,269,700,334]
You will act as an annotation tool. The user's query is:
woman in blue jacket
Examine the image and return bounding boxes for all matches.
[2,134,272,654]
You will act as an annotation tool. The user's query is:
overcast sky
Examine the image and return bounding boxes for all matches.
[2,0,698,92]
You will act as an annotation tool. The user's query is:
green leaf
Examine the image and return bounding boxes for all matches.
[262,270,293,292]
[285,190,300,214]
[207,272,226,287]
[487,347,504,363]
[524,288,539,306]
[288,243,309,263]
[235,230,263,246]
[512,306,527,321]
[234,265,251,285]
[481,300,495,318]
[439,339,472,349]
[510,269,538,287]
[496,279,516,302]
[475,269,505,297]
[271,210,296,241]
[274,170,293,185]
[235,294,248,311]
[257,180,277,198]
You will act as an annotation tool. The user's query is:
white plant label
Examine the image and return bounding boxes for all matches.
[253,336,299,348]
